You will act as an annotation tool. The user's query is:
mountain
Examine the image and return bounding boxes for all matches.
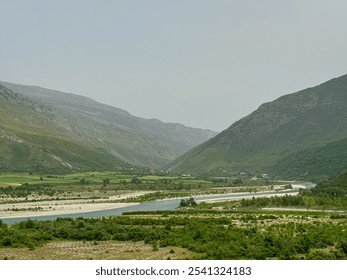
[166,74,347,180]
[0,81,217,171]
[0,83,131,173]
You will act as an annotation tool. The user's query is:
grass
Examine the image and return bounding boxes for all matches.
[0,171,233,190]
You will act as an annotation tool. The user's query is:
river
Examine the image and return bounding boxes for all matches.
[0,184,315,225]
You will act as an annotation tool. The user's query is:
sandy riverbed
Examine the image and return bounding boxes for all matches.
[0,191,151,219]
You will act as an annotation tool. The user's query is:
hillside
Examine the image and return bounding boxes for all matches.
[312,171,347,196]
[167,74,347,179]
[0,84,130,173]
[270,137,347,179]
[1,81,217,169]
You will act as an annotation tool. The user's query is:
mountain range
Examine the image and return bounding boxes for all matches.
[0,81,216,173]
[167,74,347,180]
[2,74,347,180]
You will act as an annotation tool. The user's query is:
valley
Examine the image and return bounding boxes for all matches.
[1,75,347,260]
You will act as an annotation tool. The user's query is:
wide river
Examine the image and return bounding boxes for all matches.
[1,182,315,225]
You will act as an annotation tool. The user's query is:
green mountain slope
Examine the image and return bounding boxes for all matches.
[0,84,132,173]
[167,74,347,179]
[2,81,217,168]
[269,137,347,179]
[312,171,347,196]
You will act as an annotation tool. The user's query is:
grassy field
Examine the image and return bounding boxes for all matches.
[0,172,281,188]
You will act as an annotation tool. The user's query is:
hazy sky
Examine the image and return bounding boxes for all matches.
[1,1,347,131]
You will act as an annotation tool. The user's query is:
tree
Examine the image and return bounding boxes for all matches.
[103,178,110,187]
[179,198,197,208]
[131,177,141,184]
[80,178,88,185]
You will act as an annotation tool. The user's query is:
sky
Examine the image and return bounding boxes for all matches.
[1,0,347,132]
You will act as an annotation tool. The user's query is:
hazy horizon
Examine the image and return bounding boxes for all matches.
[1,1,347,131]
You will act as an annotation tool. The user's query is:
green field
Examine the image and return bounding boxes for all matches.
[0,172,215,186]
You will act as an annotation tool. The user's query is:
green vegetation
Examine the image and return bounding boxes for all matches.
[1,211,347,260]
[179,198,197,207]
[198,193,347,210]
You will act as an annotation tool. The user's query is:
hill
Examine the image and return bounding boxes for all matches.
[1,81,217,169]
[166,74,347,179]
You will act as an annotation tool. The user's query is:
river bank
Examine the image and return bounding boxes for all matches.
[0,191,150,219]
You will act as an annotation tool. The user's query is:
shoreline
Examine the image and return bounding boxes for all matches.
[0,201,140,219]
